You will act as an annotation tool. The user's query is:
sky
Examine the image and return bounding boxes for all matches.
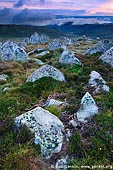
[0,0,113,25]
[0,0,113,14]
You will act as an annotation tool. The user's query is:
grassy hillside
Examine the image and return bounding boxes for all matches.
[0,40,113,169]
[1,24,113,40]
[0,24,65,39]
[49,23,113,39]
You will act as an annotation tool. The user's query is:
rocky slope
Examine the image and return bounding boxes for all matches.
[0,32,113,170]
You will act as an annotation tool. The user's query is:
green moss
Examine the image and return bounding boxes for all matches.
[46,105,62,117]
[0,96,19,121]
[93,52,103,56]
[19,77,67,98]
[68,156,111,170]
[2,146,31,170]
[68,112,113,168]
[0,124,41,170]
[68,65,82,73]
[0,39,113,169]
[68,131,81,154]
[13,124,34,144]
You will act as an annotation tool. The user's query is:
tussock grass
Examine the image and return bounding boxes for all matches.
[0,40,113,169]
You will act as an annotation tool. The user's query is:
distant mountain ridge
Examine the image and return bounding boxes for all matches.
[49,23,113,39]
[0,23,113,39]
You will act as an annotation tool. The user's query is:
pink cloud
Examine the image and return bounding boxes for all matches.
[0,0,113,15]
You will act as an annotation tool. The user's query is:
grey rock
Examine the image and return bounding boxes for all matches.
[59,50,81,65]
[60,37,75,45]
[26,65,66,82]
[28,50,35,55]
[1,41,28,62]
[56,156,68,170]
[89,71,109,93]
[30,32,40,44]
[32,58,44,65]
[2,87,10,92]
[35,51,50,57]
[0,42,2,50]
[39,34,49,43]
[70,119,78,127]
[0,74,8,81]
[28,48,45,55]
[23,37,30,45]
[47,99,64,107]
[48,39,62,51]
[29,32,49,44]
[14,107,64,158]
[65,129,73,139]
[100,47,113,68]
[85,40,113,55]
[77,92,99,122]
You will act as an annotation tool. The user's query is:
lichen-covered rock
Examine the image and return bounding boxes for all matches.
[89,71,109,93]
[59,50,81,65]
[30,32,40,44]
[77,92,99,122]
[60,37,75,45]
[48,39,62,51]
[39,34,49,43]
[14,107,64,158]
[22,37,30,45]
[1,41,28,62]
[26,65,66,82]
[29,32,49,44]
[85,40,113,55]
[0,74,8,81]
[100,47,113,68]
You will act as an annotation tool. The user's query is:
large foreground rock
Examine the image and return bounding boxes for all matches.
[88,71,109,93]
[59,50,81,65]
[100,47,113,68]
[14,107,64,158]
[1,41,28,61]
[26,65,66,82]
[77,92,99,122]
[85,40,113,55]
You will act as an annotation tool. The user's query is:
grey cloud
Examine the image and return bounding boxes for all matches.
[14,0,27,8]
[62,2,76,5]
[40,0,45,5]
[14,0,45,8]
[0,8,55,25]
[12,9,55,25]
[0,8,16,24]
[0,8,112,26]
